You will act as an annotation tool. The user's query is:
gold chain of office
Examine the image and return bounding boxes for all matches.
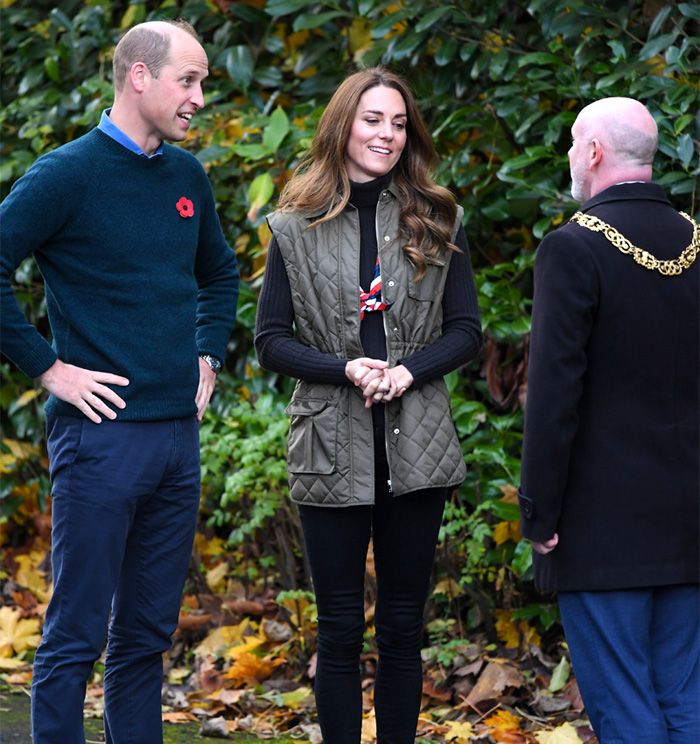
[569,210,700,276]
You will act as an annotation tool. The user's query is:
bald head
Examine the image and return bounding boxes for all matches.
[575,98,658,168]
[113,20,199,92]
[568,97,658,202]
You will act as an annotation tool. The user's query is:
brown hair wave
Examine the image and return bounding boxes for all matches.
[277,67,458,279]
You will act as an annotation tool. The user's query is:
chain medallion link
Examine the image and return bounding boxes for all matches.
[569,210,699,277]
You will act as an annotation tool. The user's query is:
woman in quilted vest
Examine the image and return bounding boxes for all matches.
[255,67,482,743]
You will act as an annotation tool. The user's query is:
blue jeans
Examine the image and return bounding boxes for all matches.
[32,416,200,744]
[559,585,700,744]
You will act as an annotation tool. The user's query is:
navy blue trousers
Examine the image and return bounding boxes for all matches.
[559,585,700,744]
[32,416,200,744]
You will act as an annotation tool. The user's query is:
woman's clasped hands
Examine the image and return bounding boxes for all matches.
[345,357,414,408]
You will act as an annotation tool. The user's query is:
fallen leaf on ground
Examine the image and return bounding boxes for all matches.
[0,606,41,657]
[194,619,256,658]
[360,709,376,743]
[2,669,32,683]
[14,552,51,603]
[465,660,525,708]
[223,651,284,686]
[206,562,229,593]
[549,655,570,692]
[535,722,584,743]
[444,720,474,742]
[162,711,197,723]
[485,708,524,738]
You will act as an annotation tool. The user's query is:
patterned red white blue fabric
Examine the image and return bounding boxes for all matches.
[359,257,390,319]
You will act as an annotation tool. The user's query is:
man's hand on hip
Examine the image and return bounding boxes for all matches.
[39,359,129,424]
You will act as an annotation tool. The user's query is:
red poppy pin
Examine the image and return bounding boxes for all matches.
[176,196,194,219]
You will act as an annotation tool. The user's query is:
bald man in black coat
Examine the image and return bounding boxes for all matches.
[519,97,699,744]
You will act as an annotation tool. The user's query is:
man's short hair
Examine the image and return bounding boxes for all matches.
[112,19,198,91]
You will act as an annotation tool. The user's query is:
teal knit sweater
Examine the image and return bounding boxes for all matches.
[0,128,239,420]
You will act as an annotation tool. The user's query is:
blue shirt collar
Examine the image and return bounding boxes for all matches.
[98,109,163,158]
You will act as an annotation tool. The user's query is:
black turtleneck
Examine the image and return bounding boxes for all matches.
[255,174,482,386]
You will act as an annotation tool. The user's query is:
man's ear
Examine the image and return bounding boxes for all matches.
[129,61,150,93]
[589,138,603,168]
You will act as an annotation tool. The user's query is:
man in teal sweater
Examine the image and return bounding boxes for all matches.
[0,20,239,744]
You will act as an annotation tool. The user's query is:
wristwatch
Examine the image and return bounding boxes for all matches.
[199,353,222,374]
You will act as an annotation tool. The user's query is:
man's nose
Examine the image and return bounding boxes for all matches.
[191,84,205,110]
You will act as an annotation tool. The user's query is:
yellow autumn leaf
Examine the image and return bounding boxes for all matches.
[0,453,16,474]
[14,389,42,408]
[432,577,461,597]
[286,28,310,52]
[3,438,38,459]
[444,719,474,742]
[495,609,521,649]
[257,221,272,248]
[0,657,28,670]
[484,708,523,737]
[483,30,506,53]
[519,619,541,649]
[535,722,584,743]
[194,619,256,658]
[15,552,52,603]
[223,651,282,686]
[0,607,41,657]
[344,17,372,61]
[360,709,377,743]
[499,484,518,503]
[193,534,226,558]
[225,633,265,660]
[493,520,521,546]
[206,561,228,593]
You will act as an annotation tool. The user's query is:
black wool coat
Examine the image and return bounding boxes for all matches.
[519,182,699,592]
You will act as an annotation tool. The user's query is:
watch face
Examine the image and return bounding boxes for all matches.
[201,354,222,373]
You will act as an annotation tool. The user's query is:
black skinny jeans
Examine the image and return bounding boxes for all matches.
[299,429,447,744]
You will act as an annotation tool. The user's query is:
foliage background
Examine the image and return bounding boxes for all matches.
[1,0,699,660]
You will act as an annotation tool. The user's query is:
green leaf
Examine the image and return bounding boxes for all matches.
[435,36,458,66]
[676,134,694,168]
[639,31,678,60]
[265,0,312,17]
[225,46,254,89]
[263,107,290,153]
[248,172,275,210]
[232,143,271,160]
[678,3,700,21]
[549,654,571,693]
[17,66,45,96]
[648,5,672,37]
[415,6,452,34]
[511,539,532,577]
[120,1,146,29]
[673,114,695,134]
[607,40,627,61]
[44,57,61,84]
[371,10,411,39]
[293,11,349,31]
[517,52,561,67]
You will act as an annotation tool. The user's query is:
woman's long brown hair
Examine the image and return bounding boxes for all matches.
[277,67,458,279]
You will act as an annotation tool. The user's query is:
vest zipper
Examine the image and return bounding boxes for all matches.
[376,202,394,495]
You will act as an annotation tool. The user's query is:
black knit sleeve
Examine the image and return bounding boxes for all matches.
[400,226,483,386]
[254,236,350,384]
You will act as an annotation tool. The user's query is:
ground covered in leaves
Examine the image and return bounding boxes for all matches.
[1,535,597,743]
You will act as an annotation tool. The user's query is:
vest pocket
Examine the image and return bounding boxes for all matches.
[285,397,337,474]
